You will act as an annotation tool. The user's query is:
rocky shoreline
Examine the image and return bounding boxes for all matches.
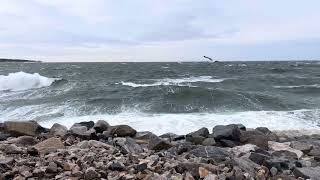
[0,121,320,179]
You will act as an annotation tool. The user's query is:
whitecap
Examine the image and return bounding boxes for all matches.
[273,84,320,89]
[0,71,57,91]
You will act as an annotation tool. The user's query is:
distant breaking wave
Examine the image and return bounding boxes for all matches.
[0,71,57,91]
[273,84,320,89]
[119,76,225,87]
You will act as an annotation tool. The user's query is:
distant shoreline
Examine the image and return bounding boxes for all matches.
[0,58,41,63]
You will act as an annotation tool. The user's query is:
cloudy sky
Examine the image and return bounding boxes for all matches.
[0,0,319,62]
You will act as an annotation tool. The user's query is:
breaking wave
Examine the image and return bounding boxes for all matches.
[0,71,57,91]
[120,76,225,87]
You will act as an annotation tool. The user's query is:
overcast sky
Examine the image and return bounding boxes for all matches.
[0,0,319,62]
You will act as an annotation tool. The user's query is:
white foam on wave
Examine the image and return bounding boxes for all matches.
[37,109,320,135]
[273,84,320,89]
[0,71,56,92]
[120,76,225,87]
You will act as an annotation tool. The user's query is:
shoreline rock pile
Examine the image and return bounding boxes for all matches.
[1,120,320,179]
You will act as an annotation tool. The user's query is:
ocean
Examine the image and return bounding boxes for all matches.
[0,61,319,135]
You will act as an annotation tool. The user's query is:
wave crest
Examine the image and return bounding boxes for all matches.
[0,71,57,91]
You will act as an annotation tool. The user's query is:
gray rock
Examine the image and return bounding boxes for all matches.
[186,135,206,145]
[135,131,158,140]
[148,136,172,151]
[190,146,230,162]
[93,120,110,133]
[84,167,100,180]
[272,150,298,160]
[69,126,97,140]
[231,144,257,157]
[114,137,143,154]
[8,136,38,146]
[236,124,246,131]
[293,167,320,180]
[0,157,14,166]
[290,141,313,154]
[187,127,209,138]
[268,141,303,159]
[108,161,126,171]
[110,125,137,137]
[50,123,67,137]
[248,152,270,165]
[233,157,260,177]
[46,162,58,173]
[5,144,23,154]
[202,138,216,146]
[270,167,278,176]
[71,121,94,129]
[135,162,148,172]
[4,121,47,136]
[212,124,240,141]
[240,130,269,150]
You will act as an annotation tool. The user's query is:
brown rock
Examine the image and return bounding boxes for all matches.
[34,137,65,155]
[199,167,210,178]
[4,121,46,136]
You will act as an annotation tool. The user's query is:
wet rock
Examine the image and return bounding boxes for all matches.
[93,120,110,133]
[34,137,65,155]
[236,124,246,131]
[110,125,137,137]
[114,137,143,154]
[50,123,68,137]
[148,136,172,151]
[187,127,209,138]
[293,166,320,179]
[190,146,230,162]
[290,141,313,154]
[71,121,94,129]
[202,138,216,146]
[268,141,303,159]
[240,130,269,149]
[45,162,58,173]
[84,167,100,180]
[4,121,47,136]
[160,133,182,141]
[212,124,240,141]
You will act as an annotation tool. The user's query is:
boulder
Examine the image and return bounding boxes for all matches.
[186,135,206,145]
[268,141,303,159]
[8,136,38,146]
[202,138,216,146]
[69,126,97,140]
[290,141,313,154]
[49,123,67,137]
[3,121,47,136]
[110,125,136,137]
[148,136,172,151]
[232,157,260,178]
[4,144,23,154]
[190,146,230,162]
[293,167,320,180]
[34,137,65,155]
[114,137,143,154]
[93,120,110,133]
[135,131,158,141]
[108,161,126,171]
[168,142,194,155]
[159,133,183,141]
[45,162,58,173]
[212,124,240,141]
[248,152,271,165]
[240,130,269,149]
[236,124,246,131]
[219,139,239,147]
[71,121,94,129]
[231,144,257,157]
[272,150,298,160]
[187,127,209,138]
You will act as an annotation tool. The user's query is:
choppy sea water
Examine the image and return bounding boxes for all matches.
[0,61,320,135]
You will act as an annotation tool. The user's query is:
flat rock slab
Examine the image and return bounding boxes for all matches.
[190,146,230,162]
[268,141,303,159]
[293,167,320,180]
[4,121,44,136]
[34,137,65,155]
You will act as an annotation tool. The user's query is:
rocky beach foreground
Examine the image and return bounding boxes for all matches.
[0,121,320,179]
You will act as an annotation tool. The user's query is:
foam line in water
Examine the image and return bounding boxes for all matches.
[0,71,57,91]
[120,76,225,87]
[37,109,320,135]
[273,84,320,89]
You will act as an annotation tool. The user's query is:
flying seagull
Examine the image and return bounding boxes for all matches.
[203,56,213,61]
